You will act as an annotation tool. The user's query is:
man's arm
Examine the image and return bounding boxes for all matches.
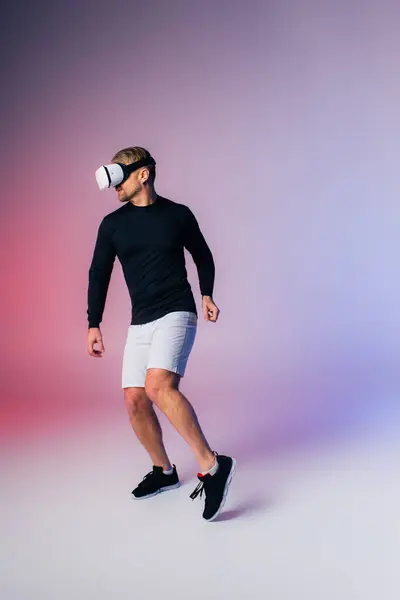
[87,218,117,329]
[183,208,215,298]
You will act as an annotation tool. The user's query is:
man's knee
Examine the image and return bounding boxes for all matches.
[145,369,180,404]
[124,387,150,417]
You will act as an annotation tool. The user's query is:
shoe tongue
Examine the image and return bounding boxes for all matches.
[153,466,163,473]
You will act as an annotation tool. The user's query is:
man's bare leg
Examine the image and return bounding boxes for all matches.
[124,387,173,471]
[145,369,216,473]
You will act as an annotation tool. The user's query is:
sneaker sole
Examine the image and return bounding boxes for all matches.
[204,458,237,522]
[131,482,181,500]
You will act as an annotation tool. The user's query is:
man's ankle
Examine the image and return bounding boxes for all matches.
[153,461,173,472]
[198,452,217,474]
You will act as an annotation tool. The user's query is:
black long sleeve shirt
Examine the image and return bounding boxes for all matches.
[87,196,215,328]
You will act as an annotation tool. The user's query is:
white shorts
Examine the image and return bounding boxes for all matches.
[122,311,197,389]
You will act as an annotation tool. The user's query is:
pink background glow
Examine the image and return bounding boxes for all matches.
[2,0,400,458]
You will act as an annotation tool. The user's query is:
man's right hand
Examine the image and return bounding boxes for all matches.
[87,327,105,358]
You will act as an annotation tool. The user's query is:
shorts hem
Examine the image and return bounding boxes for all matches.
[146,365,184,376]
[122,382,146,389]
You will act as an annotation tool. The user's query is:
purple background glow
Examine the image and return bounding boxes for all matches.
[2,0,400,459]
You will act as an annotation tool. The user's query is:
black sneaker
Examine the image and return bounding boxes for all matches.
[190,454,236,521]
[131,465,180,500]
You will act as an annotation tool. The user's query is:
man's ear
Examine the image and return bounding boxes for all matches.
[140,167,150,184]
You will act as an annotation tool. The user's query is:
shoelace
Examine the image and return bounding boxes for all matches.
[189,451,218,500]
[190,453,219,500]
[190,480,205,500]
[137,470,157,488]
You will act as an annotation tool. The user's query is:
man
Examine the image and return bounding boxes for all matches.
[86,146,235,521]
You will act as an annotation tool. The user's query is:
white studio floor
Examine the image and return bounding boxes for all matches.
[2,411,400,600]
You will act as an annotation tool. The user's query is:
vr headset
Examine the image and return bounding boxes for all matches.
[95,156,156,191]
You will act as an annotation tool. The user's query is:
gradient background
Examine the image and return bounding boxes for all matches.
[2,1,400,597]
[2,0,400,455]
[2,0,400,479]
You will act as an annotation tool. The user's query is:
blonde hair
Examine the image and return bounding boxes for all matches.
[111,146,156,183]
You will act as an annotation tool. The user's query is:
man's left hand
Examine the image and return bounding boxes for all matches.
[202,296,220,322]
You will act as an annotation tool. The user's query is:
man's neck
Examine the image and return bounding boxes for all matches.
[129,187,158,207]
